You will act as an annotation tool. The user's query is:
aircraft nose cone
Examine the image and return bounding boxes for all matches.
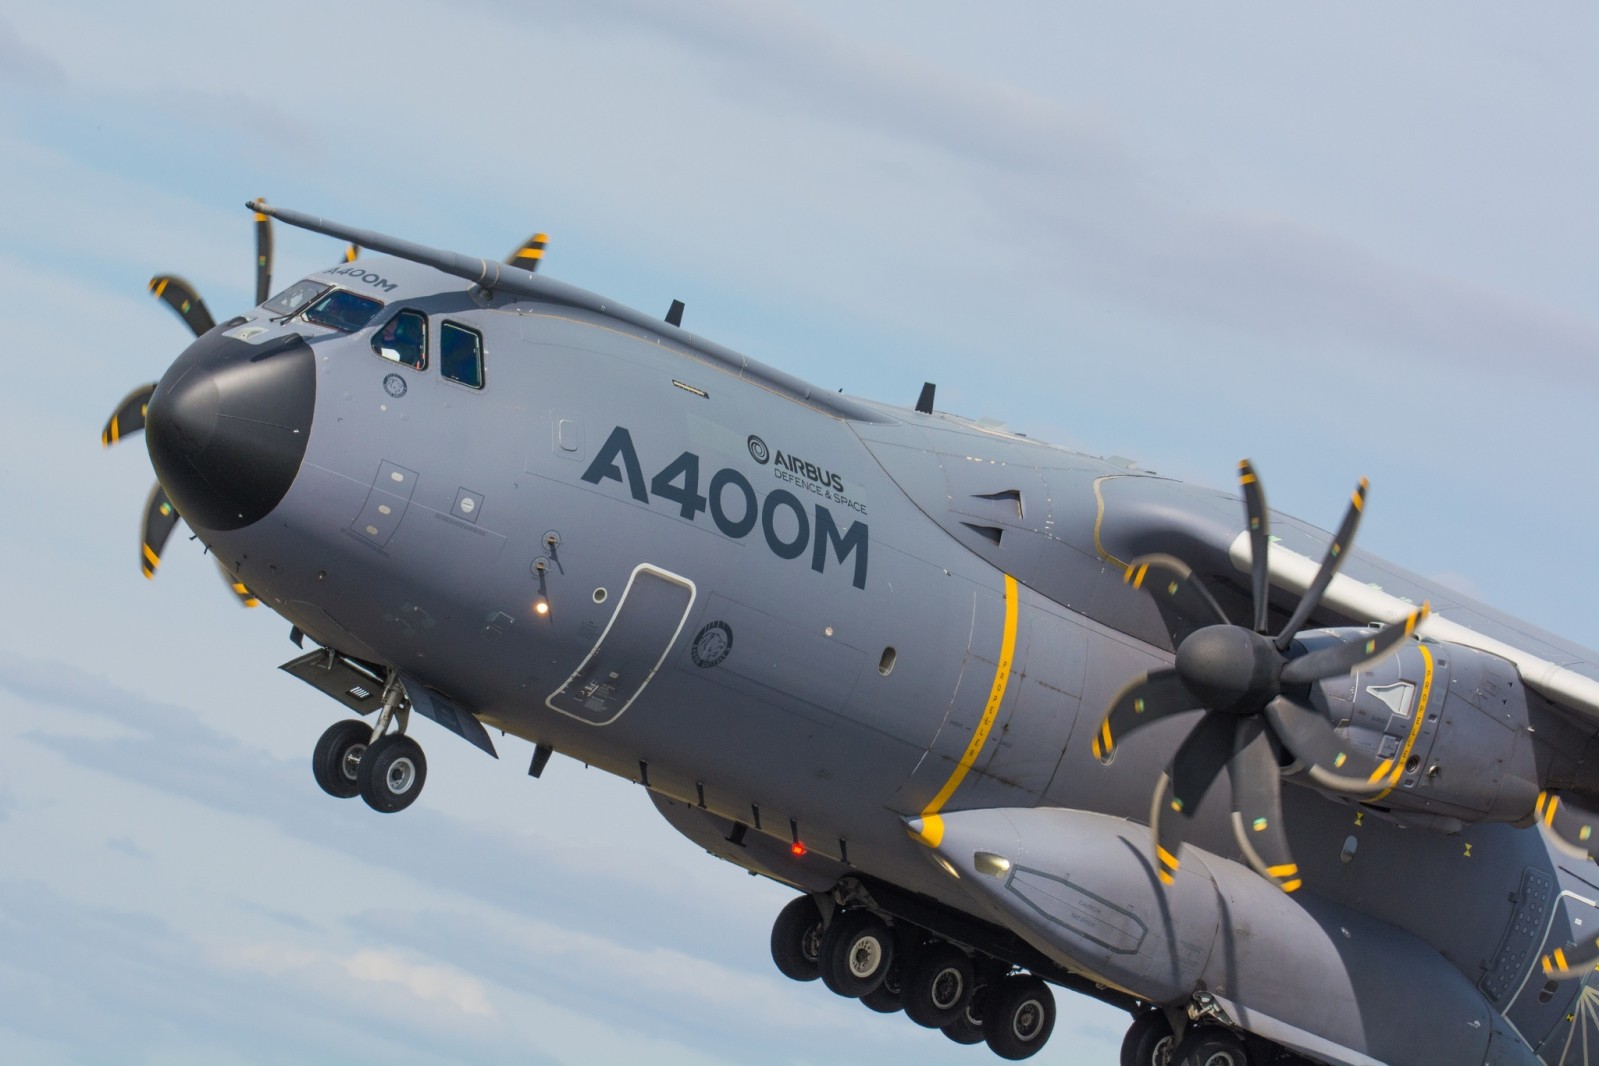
[145,330,315,531]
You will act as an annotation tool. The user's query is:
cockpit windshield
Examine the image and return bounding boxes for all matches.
[262,279,330,316]
[303,289,384,333]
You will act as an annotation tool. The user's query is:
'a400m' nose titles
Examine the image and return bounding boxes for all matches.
[104,200,1599,1066]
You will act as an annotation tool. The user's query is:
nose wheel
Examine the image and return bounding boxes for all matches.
[309,675,428,812]
[356,733,427,812]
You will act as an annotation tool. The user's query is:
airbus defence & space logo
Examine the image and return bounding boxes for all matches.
[747,435,770,464]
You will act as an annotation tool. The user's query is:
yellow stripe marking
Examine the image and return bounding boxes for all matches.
[142,543,160,568]
[1267,863,1299,878]
[153,277,169,298]
[1091,476,1131,567]
[1545,795,1561,828]
[1280,879,1303,893]
[1156,845,1179,871]
[1369,642,1434,801]
[921,574,1019,821]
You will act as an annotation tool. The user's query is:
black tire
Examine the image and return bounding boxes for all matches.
[818,909,895,998]
[770,895,825,982]
[983,974,1056,1060]
[942,985,988,1045]
[357,733,427,812]
[312,719,372,798]
[1122,1010,1177,1066]
[1173,1027,1248,1066]
[860,955,905,1013]
[903,941,975,1029]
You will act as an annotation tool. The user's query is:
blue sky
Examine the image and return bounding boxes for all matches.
[0,3,1594,1063]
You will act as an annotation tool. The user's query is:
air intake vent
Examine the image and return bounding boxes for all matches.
[970,489,1023,520]
[961,522,1004,546]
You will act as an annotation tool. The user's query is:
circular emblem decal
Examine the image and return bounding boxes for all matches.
[383,373,408,398]
[747,435,770,464]
[690,621,733,668]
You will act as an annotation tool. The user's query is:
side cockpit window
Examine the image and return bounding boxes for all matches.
[262,279,330,315]
[440,321,485,389]
[303,289,384,333]
[372,310,427,369]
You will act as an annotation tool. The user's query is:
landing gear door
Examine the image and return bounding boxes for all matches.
[546,564,696,726]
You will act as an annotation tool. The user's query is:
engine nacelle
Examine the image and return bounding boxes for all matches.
[1293,631,1539,827]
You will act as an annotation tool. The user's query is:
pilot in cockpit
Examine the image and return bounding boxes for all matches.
[373,312,425,369]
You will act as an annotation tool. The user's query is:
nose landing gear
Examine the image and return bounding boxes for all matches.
[309,674,428,813]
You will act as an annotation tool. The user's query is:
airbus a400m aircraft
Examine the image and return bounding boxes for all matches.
[104,199,1599,1066]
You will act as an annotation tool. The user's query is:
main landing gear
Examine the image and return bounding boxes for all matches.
[1120,1009,1313,1066]
[311,675,428,813]
[769,896,1056,1060]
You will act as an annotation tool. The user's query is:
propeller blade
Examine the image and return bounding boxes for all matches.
[140,484,181,579]
[1263,695,1392,794]
[1092,668,1195,763]
[1126,554,1230,645]
[1273,479,1369,650]
[1280,604,1430,685]
[1239,460,1271,633]
[343,243,360,263]
[254,200,274,305]
[148,275,215,337]
[1149,711,1234,884]
[1536,791,1599,862]
[506,233,549,272]
[1542,935,1599,981]
[102,383,157,447]
[216,560,260,608]
[1228,717,1301,892]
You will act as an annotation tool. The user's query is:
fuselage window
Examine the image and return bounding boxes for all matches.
[303,289,384,333]
[262,279,330,315]
[372,310,427,369]
[440,321,485,389]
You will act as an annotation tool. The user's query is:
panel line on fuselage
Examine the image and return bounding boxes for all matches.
[914,573,1019,847]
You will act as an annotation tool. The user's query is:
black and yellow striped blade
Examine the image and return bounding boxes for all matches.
[254,200,274,305]
[343,243,360,263]
[1238,459,1271,633]
[1280,603,1430,685]
[102,383,157,447]
[140,483,181,579]
[216,560,260,608]
[1092,668,1194,763]
[1542,935,1599,981]
[1263,695,1391,795]
[1536,791,1599,862]
[1229,718,1301,893]
[1273,478,1370,651]
[506,232,549,272]
[1125,553,1229,648]
[148,275,215,337]
[1148,711,1233,886]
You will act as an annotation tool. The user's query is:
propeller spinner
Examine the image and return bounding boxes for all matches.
[1093,462,1429,893]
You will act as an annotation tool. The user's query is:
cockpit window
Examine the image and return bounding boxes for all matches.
[440,321,485,389]
[262,279,330,315]
[372,309,427,370]
[303,289,384,333]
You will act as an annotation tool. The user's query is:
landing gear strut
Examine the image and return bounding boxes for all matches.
[310,673,428,813]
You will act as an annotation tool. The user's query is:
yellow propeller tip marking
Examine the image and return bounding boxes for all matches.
[1281,879,1303,893]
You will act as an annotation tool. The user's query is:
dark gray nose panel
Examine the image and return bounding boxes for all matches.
[145,331,315,531]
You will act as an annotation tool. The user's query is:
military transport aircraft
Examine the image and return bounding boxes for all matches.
[103,199,1599,1066]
